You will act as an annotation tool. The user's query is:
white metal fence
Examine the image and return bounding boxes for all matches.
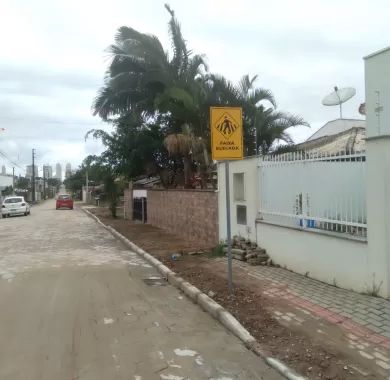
[259,151,367,239]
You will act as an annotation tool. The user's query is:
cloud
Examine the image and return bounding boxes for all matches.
[2,0,388,175]
[0,64,103,96]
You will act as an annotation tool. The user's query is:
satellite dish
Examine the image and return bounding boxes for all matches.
[322,86,356,119]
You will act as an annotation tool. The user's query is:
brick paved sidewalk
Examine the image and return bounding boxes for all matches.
[217,259,390,377]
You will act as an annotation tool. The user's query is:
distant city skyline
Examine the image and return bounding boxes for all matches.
[1,160,77,179]
[55,163,62,180]
[43,165,53,179]
[65,163,72,179]
[26,164,38,179]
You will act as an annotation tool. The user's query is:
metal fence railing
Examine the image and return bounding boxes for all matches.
[259,150,367,239]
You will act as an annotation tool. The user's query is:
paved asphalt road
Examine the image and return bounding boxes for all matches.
[0,200,282,380]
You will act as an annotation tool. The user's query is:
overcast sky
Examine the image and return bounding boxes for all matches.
[1,0,389,176]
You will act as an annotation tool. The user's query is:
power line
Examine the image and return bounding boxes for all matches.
[0,150,22,169]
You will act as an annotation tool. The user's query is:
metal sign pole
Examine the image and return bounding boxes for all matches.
[225,160,233,293]
[210,106,242,295]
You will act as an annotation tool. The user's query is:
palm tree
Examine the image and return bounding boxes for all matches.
[204,74,309,155]
[91,4,308,188]
[92,5,211,187]
[256,108,308,154]
[163,124,210,188]
[92,4,207,128]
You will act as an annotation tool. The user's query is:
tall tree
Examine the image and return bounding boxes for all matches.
[91,4,308,187]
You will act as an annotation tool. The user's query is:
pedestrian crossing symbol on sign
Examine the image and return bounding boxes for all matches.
[210,107,243,160]
[215,113,239,139]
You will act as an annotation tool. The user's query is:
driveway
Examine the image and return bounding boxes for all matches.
[0,201,282,380]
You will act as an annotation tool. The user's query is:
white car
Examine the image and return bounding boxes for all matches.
[1,196,31,218]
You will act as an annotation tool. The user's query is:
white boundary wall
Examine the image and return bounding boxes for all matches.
[218,157,259,242]
[217,157,370,293]
[364,47,390,297]
[257,223,369,291]
[217,47,390,297]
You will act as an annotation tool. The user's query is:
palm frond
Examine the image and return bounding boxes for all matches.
[206,74,241,105]
[238,74,258,96]
[154,86,195,115]
[265,111,309,130]
[164,133,191,156]
[112,27,168,68]
[165,4,189,76]
[85,129,113,146]
[186,54,208,81]
[248,88,276,108]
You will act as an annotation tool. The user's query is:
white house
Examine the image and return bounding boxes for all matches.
[0,174,13,190]
[298,119,366,154]
[218,46,390,297]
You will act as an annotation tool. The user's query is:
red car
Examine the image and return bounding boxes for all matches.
[56,194,74,210]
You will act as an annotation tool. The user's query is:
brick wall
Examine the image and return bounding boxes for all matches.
[147,189,219,248]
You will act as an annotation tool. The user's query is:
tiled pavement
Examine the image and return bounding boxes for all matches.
[232,262,390,343]
[224,261,390,377]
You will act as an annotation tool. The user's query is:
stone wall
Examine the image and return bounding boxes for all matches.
[147,189,218,248]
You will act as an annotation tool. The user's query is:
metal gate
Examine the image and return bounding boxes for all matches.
[259,151,367,238]
[133,197,147,223]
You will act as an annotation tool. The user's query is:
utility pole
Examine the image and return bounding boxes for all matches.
[32,149,36,203]
[86,169,89,203]
[12,167,15,195]
[43,169,46,200]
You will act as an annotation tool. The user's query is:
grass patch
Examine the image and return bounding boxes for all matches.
[208,243,225,258]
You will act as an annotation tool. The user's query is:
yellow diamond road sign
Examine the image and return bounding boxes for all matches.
[211,107,243,160]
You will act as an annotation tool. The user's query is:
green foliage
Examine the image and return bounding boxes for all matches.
[209,243,225,258]
[87,116,173,184]
[104,174,118,218]
[363,274,383,297]
[64,155,110,193]
[1,186,13,196]
[271,143,298,155]
[15,177,30,190]
[47,178,61,191]
[64,170,85,193]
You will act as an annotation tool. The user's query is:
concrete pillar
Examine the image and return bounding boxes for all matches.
[365,47,390,297]
[124,182,133,220]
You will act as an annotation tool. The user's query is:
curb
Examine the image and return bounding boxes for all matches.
[82,208,306,380]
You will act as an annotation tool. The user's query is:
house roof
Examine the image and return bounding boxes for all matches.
[306,119,366,142]
[298,118,366,154]
[298,127,366,154]
[364,46,390,60]
[133,176,161,188]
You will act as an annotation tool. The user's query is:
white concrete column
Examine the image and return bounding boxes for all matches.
[365,47,390,297]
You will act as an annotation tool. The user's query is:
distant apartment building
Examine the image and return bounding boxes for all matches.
[65,163,72,179]
[0,173,13,193]
[26,165,38,179]
[55,163,62,180]
[43,165,53,179]
[1,165,5,175]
